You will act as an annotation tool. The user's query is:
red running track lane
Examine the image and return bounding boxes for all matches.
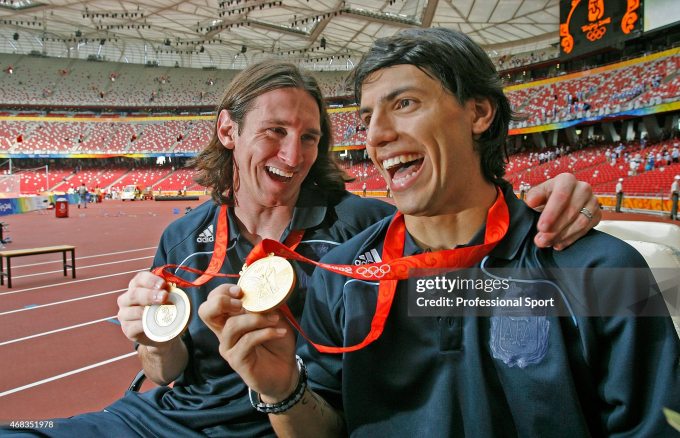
[0,322,134,394]
[0,198,201,421]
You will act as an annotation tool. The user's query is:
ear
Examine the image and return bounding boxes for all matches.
[470,97,496,136]
[217,109,237,150]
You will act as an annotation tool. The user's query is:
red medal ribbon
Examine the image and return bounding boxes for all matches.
[257,187,510,353]
[152,205,305,288]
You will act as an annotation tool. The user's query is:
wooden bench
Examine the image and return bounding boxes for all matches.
[0,245,76,288]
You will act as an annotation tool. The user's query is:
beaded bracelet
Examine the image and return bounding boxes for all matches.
[248,355,307,414]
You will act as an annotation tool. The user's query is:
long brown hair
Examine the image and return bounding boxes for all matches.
[189,58,347,205]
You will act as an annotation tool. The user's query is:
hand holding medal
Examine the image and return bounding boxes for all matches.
[143,207,302,344]
[147,187,509,350]
[238,255,296,313]
[142,283,192,343]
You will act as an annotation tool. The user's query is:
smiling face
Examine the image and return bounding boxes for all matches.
[217,87,321,209]
[359,65,496,217]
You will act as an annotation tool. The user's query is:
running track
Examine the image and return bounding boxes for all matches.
[0,198,203,421]
[0,196,675,422]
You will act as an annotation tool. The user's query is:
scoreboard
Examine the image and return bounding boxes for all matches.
[559,0,642,59]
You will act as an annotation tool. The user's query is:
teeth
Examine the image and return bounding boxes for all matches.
[392,171,418,185]
[382,154,423,170]
[267,167,293,178]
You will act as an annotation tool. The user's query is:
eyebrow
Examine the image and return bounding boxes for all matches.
[261,118,322,136]
[358,86,419,117]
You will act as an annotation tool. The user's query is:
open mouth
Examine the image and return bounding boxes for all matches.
[382,153,424,185]
[266,166,293,183]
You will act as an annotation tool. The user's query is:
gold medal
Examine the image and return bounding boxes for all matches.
[142,284,192,343]
[238,255,296,313]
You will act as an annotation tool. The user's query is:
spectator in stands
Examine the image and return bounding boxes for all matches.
[9,59,601,438]
[362,181,367,197]
[616,177,624,212]
[646,153,655,171]
[212,29,680,438]
[77,183,87,209]
[616,142,624,158]
[671,175,680,221]
[519,181,528,201]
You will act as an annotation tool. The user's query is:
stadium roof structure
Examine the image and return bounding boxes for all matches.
[0,0,559,70]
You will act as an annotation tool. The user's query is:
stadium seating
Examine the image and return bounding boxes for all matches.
[330,111,364,145]
[153,168,198,192]
[114,166,173,190]
[174,120,212,152]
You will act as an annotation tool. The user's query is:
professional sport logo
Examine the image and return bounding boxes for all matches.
[196,224,214,243]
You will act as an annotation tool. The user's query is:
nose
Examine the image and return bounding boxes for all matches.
[366,111,398,149]
[277,135,304,167]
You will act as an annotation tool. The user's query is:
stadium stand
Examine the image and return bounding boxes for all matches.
[151,168,198,192]
[493,47,560,72]
[174,120,212,153]
[0,47,679,198]
[114,166,173,190]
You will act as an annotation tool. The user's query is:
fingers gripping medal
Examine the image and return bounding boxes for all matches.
[142,284,192,343]
[238,254,296,313]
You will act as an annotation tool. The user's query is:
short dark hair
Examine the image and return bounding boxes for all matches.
[348,28,514,184]
[189,58,347,205]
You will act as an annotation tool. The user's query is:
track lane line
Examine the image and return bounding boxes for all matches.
[0,352,138,398]
[9,247,158,269]
[0,289,127,316]
[0,269,145,297]
[0,316,116,346]
[13,256,153,279]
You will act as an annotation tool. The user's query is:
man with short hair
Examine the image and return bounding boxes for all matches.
[10,58,598,437]
[208,29,680,437]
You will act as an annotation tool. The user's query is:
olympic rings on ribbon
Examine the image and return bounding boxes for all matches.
[356,264,391,278]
